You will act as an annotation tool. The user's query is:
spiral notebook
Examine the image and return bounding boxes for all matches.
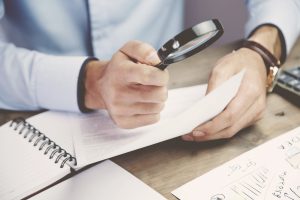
[0,71,244,200]
[0,112,81,200]
[0,115,167,200]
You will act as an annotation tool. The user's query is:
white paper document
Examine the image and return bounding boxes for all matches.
[172,126,300,200]
[71,71,244,166]
[30,160,166,200]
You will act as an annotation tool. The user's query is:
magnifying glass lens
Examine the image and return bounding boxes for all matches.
[156,19,223,70]
[166,31,218,60]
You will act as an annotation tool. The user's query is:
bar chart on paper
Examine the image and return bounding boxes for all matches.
[172,126,300,200]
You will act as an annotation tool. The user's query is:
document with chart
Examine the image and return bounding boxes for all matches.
[172,126,300,200]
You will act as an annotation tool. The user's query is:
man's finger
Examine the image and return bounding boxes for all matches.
[193,76,258,136]
[206,72,231,95]
[113,114,160,129]
[129,85,168,103]
[206,52,246,95]
[192,96,265,142]
[124,62,169,86]
[110,102,165,116]
[112,84,167,104]
[120,40,161,66]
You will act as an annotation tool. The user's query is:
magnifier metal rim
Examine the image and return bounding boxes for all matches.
[166,31,218,60]
[157,19,224,66]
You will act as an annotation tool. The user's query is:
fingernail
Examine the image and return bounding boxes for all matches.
[182,135,194,141]
[146,52,160,65]
[193,131,205,137]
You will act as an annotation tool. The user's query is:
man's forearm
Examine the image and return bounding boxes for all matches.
[248,25,282,61]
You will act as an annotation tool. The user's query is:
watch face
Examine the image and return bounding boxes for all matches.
[267,66,281,93]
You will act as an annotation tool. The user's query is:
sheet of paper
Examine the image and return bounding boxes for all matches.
[29,160,166,200]
[71,71,244,166]
[172,126,300,200]
[0,121,70,200]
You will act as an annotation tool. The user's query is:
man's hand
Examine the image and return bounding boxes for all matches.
[84,40,169,129]
[182,25,282,142]
[182,48,267,141]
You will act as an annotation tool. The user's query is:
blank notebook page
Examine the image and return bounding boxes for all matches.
[0,122,70,200]
[30,160,166,200]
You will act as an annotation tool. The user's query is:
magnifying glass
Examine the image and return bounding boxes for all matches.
[156,19,224,70]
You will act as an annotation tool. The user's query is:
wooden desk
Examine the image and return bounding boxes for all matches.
[1,39,299,200]
[114,38,300,199]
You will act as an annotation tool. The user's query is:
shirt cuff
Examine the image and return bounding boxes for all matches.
[34,53,88,112]
[245,0,300,61]
[77,57,99,113]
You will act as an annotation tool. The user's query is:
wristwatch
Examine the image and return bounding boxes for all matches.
[242,40,281,92]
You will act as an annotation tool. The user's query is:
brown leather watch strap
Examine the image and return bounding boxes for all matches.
[242,40,281,74]
[241,40,282,92]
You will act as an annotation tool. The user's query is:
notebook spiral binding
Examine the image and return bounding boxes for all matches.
[10,117,77,169]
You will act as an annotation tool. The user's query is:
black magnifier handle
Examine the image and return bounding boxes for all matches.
[155,62,168,70]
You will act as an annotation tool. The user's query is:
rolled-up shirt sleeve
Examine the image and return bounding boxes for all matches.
[0,41,87,112]
[245,0,300,57]
[0,2,3,19]
[0,1,3,19]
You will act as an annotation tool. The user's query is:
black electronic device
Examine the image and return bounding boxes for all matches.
[274,66,300,107]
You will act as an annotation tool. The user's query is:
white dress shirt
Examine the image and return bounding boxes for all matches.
[0,0,299,112]
[245,0,300,59]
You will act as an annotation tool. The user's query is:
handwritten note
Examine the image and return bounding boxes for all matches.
[172,126,300,200]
